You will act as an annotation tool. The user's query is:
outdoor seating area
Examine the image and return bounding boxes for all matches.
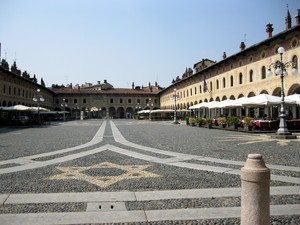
[185,94,300,132]
[0,105,68,126]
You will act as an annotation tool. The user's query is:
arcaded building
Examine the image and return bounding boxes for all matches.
[52,83,161,119]
[0,60,54,109]
[159,10,300,118]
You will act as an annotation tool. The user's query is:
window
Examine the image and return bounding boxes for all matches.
[249,70,253,82]
[120,98,123,103]
[128,99,132,103]
[56,99,59,104]
[199,85,202,93]
[3,85,5,94]
[239,73,243,84]
[110,98,114,103]
[216,80,219,89]
[210,82,212,91]
[8,86,11,95]
[223,78,226,88]
[293,55,298,70]
[190,88,192,96]
[65,99,69,103]
[186,90,189,97]
[230,76,234,87]
[74,98,78,104]
[261,66,266,79]
[137,99,140,104]
[83,99,87,104]
[194,87,197,95]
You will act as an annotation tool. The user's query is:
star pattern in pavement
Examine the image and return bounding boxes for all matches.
[45,162,161,188]
[217,134,300,146]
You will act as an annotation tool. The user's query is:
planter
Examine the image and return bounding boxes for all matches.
[207,124,213,129]
[230,124,238,129]
[219,124,226,128]
[244,126,253,131]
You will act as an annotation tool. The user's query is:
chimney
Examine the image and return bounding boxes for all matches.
[132,82,134,89]
[296,9,300,25]
[104,79,107,83]
[286,9,292,29]
[240,42,246,51]
[223,52,227,59]
[266,23,273,38]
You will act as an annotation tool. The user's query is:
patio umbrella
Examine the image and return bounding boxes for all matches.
[240,94,294,107]
[208,99,242,109]
[285,94,300,105]
[0,105,32,111]
[30,107,50,112]
[189,101,219,109]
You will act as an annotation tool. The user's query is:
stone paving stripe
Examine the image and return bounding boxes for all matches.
[164,161,240,174]
[0,205,299,225]
[271,174,300,184]
[135,187,241,201]
[0,211,147,225]
[145,205,300,222]
[3,186,299,204]
[5,191,136,204]
[0,121,106,170]
[145,206,241,221]
[270,204,300,216]
[0,194,9,205]
[86,201,127,212]
[0,145,108,175]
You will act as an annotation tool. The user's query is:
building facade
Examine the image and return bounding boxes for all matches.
[0,61,54,109]
[159,10,300,119]
[52,84,160,119]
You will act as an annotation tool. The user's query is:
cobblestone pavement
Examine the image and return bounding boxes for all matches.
[0,119,299,225]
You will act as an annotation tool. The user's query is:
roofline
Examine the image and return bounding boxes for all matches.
[159,24,300,95]
[0,66,56,95]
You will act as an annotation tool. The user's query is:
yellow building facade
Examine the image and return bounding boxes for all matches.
[159,23,300,118]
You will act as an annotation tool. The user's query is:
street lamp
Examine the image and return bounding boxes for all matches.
[136,103,142,113]
[33,89,44,125]
[172,88,180,124]
[74,104,80,119]
[61,99,68,121]
[267,46,298,139]
[147,98,153,120]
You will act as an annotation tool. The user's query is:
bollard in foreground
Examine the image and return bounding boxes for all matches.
[241,154,270,225]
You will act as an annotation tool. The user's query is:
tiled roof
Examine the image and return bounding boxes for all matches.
[51,88,160,95]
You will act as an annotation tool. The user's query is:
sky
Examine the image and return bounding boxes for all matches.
[1,0,299,88]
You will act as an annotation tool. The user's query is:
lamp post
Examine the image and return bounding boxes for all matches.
[147,98,153,120]
[172,88,180,124]
[61,99,68,121]
[33,89,44,125]
[74,104,80,119]
[267,46,298,139]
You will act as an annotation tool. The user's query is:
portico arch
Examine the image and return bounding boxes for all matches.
[287,83,300,95]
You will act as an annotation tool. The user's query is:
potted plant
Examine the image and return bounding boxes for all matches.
[227,116,239,129]
[189,117,196,126]
[196,117,202,127]
[205,118,213,129]
[243,116,254,131]
[185,116,190,125]
[217,117,227,128]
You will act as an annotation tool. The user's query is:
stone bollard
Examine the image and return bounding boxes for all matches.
[241,154,270,225]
